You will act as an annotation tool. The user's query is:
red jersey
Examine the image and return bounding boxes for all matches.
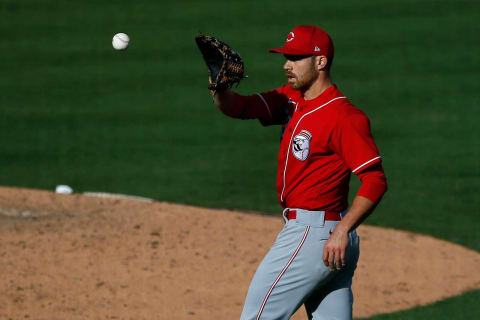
[231,85,383,212]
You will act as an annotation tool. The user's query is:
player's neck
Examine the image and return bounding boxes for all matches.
[303,76,333,101]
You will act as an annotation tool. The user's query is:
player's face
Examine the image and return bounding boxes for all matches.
[283,55,318,91]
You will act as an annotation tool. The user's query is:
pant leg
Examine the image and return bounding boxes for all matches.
[305,231,360,320]
[240,219,336,320]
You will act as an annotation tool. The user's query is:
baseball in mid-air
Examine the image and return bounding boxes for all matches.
[112,33,130,51]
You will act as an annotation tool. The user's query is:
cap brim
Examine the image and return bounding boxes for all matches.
[269,47,313,55]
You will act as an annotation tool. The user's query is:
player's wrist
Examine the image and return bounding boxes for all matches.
[334,222,351,235]
[213,90,238,115]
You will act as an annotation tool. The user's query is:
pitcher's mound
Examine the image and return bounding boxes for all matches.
[1,187,479,319]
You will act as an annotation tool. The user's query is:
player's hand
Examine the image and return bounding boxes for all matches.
[322,226,349,271]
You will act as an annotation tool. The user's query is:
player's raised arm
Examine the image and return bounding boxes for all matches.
[212,90,254,118]
[195,34,291,124]
[212,89,291,125]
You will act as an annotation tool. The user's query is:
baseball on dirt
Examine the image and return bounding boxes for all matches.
[55,185,73,194]
[112,33,130,51]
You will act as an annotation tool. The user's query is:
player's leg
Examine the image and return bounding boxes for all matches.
[304,275,354,320]
[240,218,336,320]
[304,231,360,320]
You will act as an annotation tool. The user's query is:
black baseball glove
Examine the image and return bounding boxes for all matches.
[195,34,245,92]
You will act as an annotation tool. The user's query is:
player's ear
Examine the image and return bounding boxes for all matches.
[316,56,328,71]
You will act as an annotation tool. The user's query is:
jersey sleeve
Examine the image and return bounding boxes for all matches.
[330,110,382,174]
[256,87,292,126]
[356,162,388,203]
[220,86,291,125]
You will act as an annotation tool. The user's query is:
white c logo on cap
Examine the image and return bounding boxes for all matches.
[286,32,295,42]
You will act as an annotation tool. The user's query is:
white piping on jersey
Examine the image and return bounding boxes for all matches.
[280,96,347,203]
[256,93,272,119]
[352,156,382,173]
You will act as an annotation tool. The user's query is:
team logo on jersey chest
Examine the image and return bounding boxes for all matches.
[292,130,312,161]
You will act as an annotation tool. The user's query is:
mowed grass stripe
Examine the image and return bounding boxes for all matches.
[357,290,480,320]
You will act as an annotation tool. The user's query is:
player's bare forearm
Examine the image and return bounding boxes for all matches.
[337,195,376,234]
[323,196,376,270]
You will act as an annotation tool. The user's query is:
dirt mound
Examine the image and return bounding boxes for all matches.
[1,186,479,319]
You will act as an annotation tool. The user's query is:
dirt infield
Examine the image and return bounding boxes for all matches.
[1,186,479,320]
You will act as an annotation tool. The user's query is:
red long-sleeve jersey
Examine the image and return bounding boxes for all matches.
[221,85,387,211]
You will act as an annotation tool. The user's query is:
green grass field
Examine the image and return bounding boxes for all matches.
[1,0,479,318]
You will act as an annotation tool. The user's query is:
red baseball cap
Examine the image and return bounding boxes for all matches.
[269,25,334,58]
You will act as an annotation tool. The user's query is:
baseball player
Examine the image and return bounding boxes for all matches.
[211,25,387,320]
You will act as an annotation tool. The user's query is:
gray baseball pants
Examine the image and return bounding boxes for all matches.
[240,208,360,320]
